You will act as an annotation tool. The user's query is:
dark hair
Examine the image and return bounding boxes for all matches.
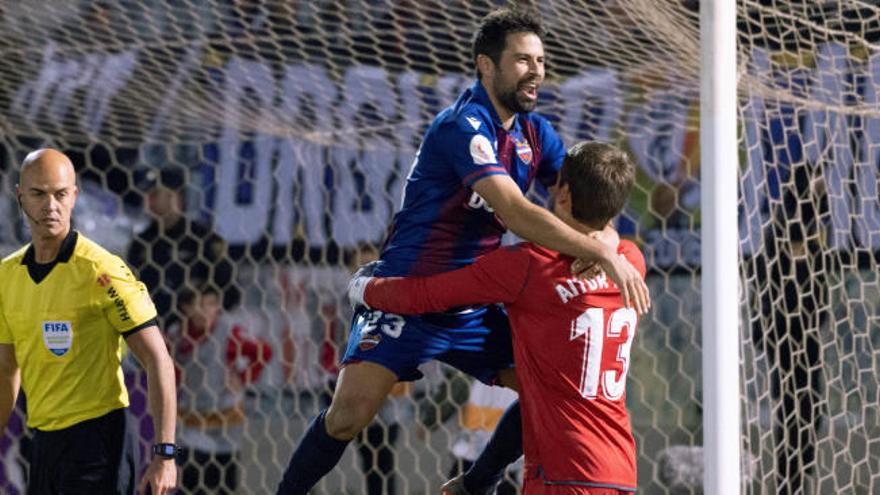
[559,142,635,229]
[472,7,544,79]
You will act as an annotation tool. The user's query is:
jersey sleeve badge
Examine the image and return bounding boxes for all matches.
[469,134,497,165]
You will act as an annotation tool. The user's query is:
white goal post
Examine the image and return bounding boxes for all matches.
[702,0,741,493]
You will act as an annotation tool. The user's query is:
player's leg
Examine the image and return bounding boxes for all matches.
[326,361,398,439]
[457,401,522,494]
[439,305,523,495]
[277,308,434,495]
[444,455,520,495]
[449,457,473,480]
[276,361,397,495]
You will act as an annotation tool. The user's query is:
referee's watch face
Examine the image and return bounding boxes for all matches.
[18,150,79,240]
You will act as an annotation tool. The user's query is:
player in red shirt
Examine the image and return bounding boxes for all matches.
[349,141,644,494]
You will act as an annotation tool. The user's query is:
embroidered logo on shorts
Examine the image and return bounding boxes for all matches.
[42,321,73,356]
[358,333,382,351]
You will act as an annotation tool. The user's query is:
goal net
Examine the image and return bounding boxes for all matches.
[0,1,877,494]
[738,2,880,494]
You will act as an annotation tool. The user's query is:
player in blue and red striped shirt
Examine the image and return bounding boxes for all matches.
[277,8,649,495]
[378,76,565,280]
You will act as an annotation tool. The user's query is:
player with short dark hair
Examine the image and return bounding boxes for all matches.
[472,8,545,81]
[350,142,643,494]
[0,149,178,494]
[559,142,634,228]
[276,6,649,494]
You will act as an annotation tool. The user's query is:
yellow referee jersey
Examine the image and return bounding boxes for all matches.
[0,231,157,431]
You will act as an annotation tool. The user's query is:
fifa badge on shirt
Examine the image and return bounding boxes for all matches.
[42,321,73,356]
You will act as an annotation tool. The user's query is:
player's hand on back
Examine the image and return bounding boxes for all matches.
[571,227,620,279]
[348,261,380,310]
[592,223,620,249]
[597,252,651,315]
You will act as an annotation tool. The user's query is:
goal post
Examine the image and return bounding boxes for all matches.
[701,0,741,493]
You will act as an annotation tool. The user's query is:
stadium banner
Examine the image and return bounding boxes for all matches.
[6,42,880,271]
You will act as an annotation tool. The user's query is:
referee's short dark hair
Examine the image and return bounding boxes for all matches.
[473,7,544,78]
[560,142,635,230]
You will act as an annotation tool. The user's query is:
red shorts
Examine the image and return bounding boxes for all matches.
[523,479,634,495]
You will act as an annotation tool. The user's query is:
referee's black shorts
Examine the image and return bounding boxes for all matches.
[28,408,138,495]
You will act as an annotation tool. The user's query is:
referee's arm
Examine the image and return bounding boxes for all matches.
[127,325,178,494]
[0,344,20,431]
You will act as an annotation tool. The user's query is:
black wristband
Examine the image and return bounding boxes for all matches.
[151,443,178,459]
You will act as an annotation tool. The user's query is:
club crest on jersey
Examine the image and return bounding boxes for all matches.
[42,321,73,356]
[515,138,533,164]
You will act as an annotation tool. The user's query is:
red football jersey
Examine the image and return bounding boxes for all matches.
[366,240,646,491]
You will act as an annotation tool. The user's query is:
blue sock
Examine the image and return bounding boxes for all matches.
[276,410,350,495]
[463,400,522,494]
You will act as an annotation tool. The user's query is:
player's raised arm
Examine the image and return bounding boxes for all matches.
[472,174,650,314]
[0,344,20,431]
[350,246,532,314]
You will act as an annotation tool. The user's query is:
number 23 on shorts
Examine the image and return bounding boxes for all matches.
[361,310,406,338]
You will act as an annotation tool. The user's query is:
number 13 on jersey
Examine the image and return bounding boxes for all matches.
[570,307,637,401]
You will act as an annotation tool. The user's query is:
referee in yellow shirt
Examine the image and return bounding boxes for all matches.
[0,149,178,494]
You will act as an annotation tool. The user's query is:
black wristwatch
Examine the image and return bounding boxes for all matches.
[151,443,178,459]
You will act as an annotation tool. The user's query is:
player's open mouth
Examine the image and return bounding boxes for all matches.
[519,82,538,100]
